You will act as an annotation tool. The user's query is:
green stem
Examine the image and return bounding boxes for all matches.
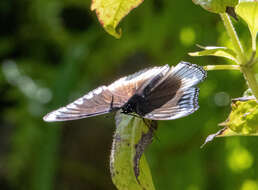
[254,58,258,65]
[241,66,258,100]
[247,51,256,66]
[252,33,257,52]
[220,13,246,64]
[203,65,240,71]
[220,13,258,100]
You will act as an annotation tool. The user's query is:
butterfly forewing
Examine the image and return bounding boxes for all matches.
[43,65,170,122]
[108,64,170,98]
[43,86,116,121]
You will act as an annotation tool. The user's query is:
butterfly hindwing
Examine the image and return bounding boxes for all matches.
[126,72,182,116]
[143,62,206,120]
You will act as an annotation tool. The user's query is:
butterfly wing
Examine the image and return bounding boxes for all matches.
[43,86,118,122]
[142,62,207,120]
[43,65,170,122]
[108,64,169,98]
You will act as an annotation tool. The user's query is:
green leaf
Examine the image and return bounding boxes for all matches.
[202,97,258,147]
[110,112,156,190]
[192,0,238,13]
[189,46,238,63]
[220,98,258,135]
[91,0,144,38]
[236,1,258,51]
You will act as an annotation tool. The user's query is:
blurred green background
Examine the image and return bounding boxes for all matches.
[0,0,257,190]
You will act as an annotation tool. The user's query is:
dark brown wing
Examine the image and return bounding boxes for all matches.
[43,65,170,122]
[142,62,207,120]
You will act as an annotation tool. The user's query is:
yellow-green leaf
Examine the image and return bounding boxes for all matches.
[193,0,238,13]
[202,97,258,147]
[110,112,156,190]
[189,46,238,63]
[91,0,144,38]
[236,1,258,50]
[221,98,258,135]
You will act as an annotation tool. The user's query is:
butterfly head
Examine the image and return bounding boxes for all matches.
[121,103,134,114]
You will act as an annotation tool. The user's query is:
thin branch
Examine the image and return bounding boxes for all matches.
[220,13,246,65]
[203,65,240,71]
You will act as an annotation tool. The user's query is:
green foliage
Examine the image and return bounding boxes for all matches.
[111,113,155,190]
[192,1,258,130]
[189,0,258,148]
[236,1,258,51]
[91,0,144,38]
[188,0,238,13]
[189,46,238,63]
[221,99,258,135]
[202,98,258,147]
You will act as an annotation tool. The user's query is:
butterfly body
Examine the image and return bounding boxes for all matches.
[121,94,146,115]
[43,62,207,122]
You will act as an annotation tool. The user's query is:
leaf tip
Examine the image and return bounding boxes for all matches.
[201,127,227,148]
[104,25,122,39]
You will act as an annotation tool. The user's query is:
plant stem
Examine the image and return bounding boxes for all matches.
[247,51,256,66]
[241,66,258,99]
[203,65,240,71]
[252,33,256,52]
[220,13,258,100]
[220,13,246,64]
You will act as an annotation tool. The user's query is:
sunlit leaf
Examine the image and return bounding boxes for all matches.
[220,98,258,135]
[192,0,238,13]
[236,1,258,50]
[91,0,144,38]
[110,112,156,190]
[189,46,238,63]
[202,97,258,147]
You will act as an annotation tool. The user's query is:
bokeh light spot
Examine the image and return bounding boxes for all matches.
[228,147,253,172]
[2,60,53,105]
[187,184,199,190]
[214,92,230,107]
[36,88,52,104]
[241,180,258,190]
[18,76,37,98]
[2,60,20,85]
[180,27,196,46]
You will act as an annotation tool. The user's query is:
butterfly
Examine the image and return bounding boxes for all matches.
[43,61,207,122]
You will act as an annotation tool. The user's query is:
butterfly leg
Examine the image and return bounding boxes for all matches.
[142,119,159,141]
[121,112,141,118]
[142,119,157,130]
[109,95,114,111]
